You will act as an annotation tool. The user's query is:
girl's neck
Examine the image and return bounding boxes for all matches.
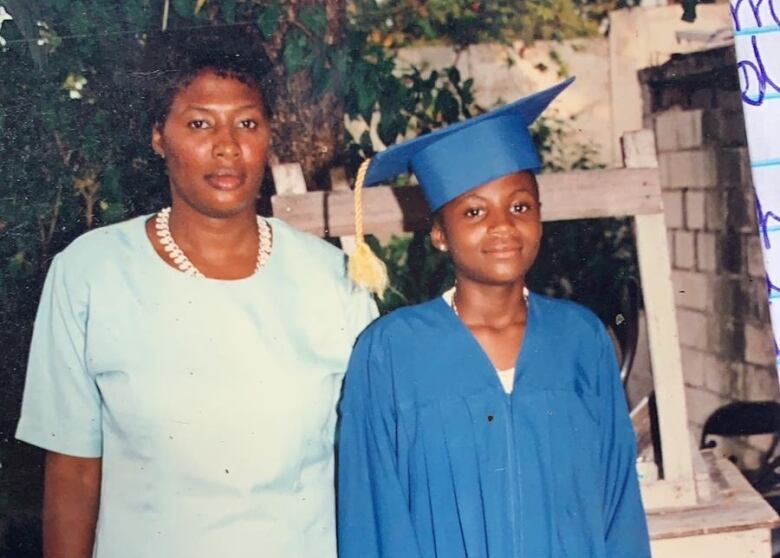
[453,277,528,329]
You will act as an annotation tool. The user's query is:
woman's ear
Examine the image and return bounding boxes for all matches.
[151,124,165,159]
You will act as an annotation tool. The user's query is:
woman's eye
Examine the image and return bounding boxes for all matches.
[188,119,210,129]
[238,119,258,129]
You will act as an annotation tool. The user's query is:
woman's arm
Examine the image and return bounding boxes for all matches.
[43,452,101,558]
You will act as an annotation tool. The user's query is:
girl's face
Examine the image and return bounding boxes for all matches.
[431,171,542,286]
[152,70,271,218]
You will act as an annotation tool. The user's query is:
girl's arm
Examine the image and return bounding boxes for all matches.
[337,333,422,558]
[597,326,652,557]
[43,452,101,558]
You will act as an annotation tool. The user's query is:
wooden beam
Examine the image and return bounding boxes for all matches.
[271,167,663,236]
[621,130,696,496]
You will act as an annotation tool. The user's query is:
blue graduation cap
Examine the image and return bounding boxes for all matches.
[363,77,574,211]
[348,77,575,298]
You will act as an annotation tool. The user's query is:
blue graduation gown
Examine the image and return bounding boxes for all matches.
[337,292,651,558]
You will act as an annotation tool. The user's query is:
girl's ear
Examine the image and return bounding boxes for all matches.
[430,219,448,252]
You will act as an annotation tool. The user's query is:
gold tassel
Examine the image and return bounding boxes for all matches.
[348,159,389,300]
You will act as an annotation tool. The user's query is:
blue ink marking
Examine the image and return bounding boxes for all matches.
[737,36,780,106]
[756,195,780,249]
[732,0,780,31]
[752,158,780,167]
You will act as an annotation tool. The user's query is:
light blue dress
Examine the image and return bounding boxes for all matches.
[16,215,377,558]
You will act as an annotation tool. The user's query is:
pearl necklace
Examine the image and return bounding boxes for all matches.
[450,286,530,317]
[154,207,272,278]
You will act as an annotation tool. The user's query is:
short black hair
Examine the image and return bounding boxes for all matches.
[141,26,275,127]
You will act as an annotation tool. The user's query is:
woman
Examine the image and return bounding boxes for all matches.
[16,32,376,557]
[338,79,651,557]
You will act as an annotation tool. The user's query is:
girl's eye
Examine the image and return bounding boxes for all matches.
[465,207,484,218]
[188,119,210,129]
[238,119,258,129]
[512,202,531,214]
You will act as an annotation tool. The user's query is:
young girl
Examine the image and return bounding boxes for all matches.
[338,79,651,557]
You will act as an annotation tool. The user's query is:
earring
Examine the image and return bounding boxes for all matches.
[438,243,448,252]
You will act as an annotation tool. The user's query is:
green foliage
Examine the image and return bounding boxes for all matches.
[351,0,614,49]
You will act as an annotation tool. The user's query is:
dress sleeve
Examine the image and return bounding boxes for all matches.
[597,325,651,557]
[15,254,102,457]
[337,331,422,558]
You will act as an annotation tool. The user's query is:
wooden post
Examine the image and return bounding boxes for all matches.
[622,130,697,499]
[271,162,308,197]
[329,167,357,254]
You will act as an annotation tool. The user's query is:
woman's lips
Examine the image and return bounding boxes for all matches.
[205,171,245,191]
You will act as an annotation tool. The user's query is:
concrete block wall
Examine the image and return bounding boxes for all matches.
[653,100,779,470]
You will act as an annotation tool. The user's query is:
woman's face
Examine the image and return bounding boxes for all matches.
[152,70,270,218]
[431,171,542,286]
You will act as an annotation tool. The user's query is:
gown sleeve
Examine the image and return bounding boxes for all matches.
[337,330,422,558]
[15,254,103,457]
[597,325,651,557]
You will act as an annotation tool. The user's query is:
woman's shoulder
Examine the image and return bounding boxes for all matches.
[56,215,148,270]
[267,217,346,273]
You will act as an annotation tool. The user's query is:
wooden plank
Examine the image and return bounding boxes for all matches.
[271,167,663,237]
[635,211,696,492]
[650,528,770,558]
[620,130,696,495]
[647,457,780,540]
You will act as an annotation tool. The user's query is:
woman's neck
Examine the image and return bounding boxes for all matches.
[167,203,258,264]
[453,277,528,329]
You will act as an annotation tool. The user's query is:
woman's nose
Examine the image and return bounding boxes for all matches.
[213,130,240,159]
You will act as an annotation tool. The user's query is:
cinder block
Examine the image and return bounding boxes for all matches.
[715,89,745,112]
[672,269,710,311]
[716,147,751,187]
[691,87,716,110]
[709,318,746,360]
[702,109,747,147]
[681,347,706,387]
[720,232,743,274]
[743,276,770,324]
[703,359,739,397]
[739,185,758,233]
[745,234,767,279]
[655,109,704,152]
[662,190,684,229]
[744,322,776,367]
[677,308,708,350]
[705,191,725,231]
[685,190,706,230]
[674,230,696,269]
[685,386,729,427]
[659,149,718,189]
[743,363,780,400]
[711,276,744,318]
[697,232,718,272]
